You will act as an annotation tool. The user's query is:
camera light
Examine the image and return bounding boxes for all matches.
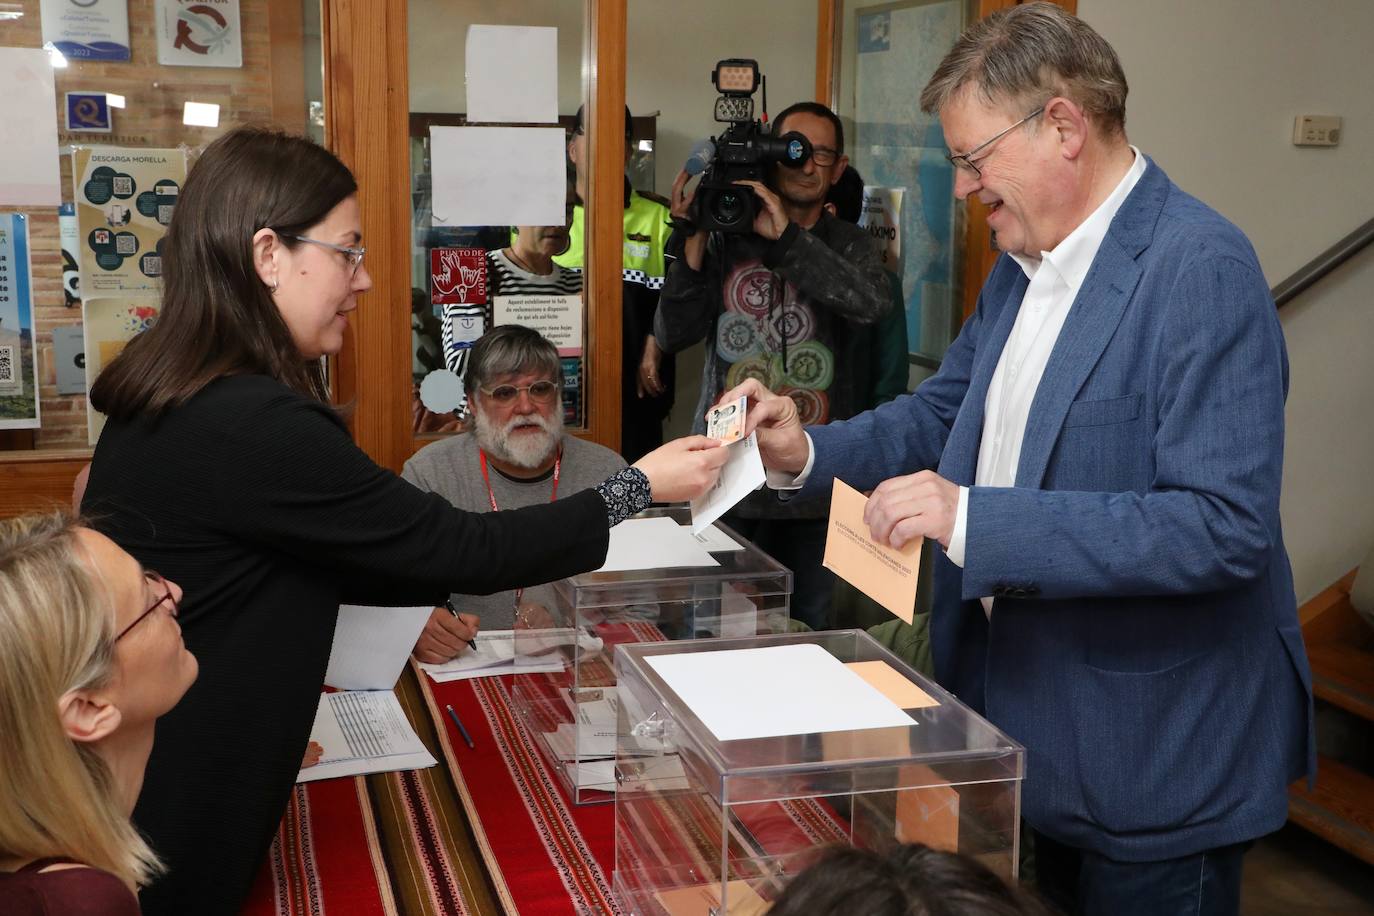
[712,59,759,96]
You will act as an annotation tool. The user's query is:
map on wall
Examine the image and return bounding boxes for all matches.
[852,1,962,360]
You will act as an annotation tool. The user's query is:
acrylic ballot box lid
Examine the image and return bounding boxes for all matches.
[613,629,1024,807]
[551,507,792,610]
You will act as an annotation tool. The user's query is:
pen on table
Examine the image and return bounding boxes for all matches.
[445,704,476,749]
[444,599,478,651]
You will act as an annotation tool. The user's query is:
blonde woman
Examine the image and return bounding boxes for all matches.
[0,514,198,913]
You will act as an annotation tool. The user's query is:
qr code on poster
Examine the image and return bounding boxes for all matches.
[113,176,133,196]
[116,235,136,255]
[158,204,174,224]
[0,345,14,382]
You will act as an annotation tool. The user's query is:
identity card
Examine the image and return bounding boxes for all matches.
[705,395,746,444]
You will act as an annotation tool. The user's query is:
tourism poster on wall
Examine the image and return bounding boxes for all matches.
[0,214,41,430]
[83,296,160,443]
[155,0,244,68]
[40,0,131,62]
[72,146,186,294]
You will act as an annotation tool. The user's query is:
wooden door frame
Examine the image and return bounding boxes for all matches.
[814,0,1076,326]
[336,0,627,471]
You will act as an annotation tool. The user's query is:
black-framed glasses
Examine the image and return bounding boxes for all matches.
[282,234,367,275]
[946,106,1046,178]
[115,571,178,642]
[810,146,840,168]
[479,380,560,406]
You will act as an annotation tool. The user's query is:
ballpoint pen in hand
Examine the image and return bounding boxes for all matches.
[444,599,478,651]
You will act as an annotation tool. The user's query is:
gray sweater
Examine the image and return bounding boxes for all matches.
[401,432,626,628]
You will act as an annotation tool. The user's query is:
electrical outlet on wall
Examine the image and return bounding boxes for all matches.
[1293,115,1342,147]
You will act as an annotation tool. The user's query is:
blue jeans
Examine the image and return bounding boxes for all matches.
[1032,830,1249,916]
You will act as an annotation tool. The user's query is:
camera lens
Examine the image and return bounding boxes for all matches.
[711,190,746,228]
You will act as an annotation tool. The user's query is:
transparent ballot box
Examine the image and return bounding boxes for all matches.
[612,631,1025,914]
[512,507,792,804]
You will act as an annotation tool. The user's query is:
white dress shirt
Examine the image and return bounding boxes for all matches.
[947,148,1146,615]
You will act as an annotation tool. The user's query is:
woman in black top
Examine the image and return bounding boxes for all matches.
[83,127,726,916]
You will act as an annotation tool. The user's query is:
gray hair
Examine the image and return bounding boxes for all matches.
[465,324,562,395]
[919,2,1128,136]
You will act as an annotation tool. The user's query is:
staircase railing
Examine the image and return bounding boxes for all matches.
[1273,216,1374,308]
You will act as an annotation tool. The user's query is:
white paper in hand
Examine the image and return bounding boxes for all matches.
[324,605,432,691]
[690,431,766,534]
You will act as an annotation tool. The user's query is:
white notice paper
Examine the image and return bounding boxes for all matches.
[493,294,582,355]
[324,605,432,691]
[597,516,719,573]
[690,432,766,535]
[645,643,914,741]
[465,25,558,124]
[297,690,436,783]
[431,126,566,228]
[0,49,61,206]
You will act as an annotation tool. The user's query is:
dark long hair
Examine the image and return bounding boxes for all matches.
[90,127,358,419]
[767,844,1051,916]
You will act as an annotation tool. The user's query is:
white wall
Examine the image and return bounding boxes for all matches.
[1079,0,1374,601]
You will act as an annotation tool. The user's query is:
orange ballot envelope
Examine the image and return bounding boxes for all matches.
[822,479,922,623]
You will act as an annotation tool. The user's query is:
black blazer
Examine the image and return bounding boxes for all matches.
[85,374,609,915]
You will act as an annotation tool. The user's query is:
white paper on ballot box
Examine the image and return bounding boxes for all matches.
[645,643,914,742]
[430,126,566,228]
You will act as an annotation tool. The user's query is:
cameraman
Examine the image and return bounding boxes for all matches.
[654,101,891,630]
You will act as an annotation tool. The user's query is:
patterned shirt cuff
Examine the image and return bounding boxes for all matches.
[595,467,652,527]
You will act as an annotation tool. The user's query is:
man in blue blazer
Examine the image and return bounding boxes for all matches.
[727,5,1313,914]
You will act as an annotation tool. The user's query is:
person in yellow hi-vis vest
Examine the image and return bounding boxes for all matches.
[562,105,673,463]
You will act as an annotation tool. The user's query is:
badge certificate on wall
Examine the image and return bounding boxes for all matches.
[155,0,244,69]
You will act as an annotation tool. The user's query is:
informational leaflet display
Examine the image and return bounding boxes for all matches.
[82,296,160,443]
[72,146,187,295]
[40,0,131,62]
[59,203,82,308]
[156,0,244,68]
[0,215,41,430]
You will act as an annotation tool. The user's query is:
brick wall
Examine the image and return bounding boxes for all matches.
[0,0,303,449]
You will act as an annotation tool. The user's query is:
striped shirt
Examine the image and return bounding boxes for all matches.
[441,248,584,414]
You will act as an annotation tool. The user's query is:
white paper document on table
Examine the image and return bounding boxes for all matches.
[597,516,719,573]
[645,643,915,742]
[418,629,566,682]
[324,604,432,690]
[690,432,767,534]
[297,690,436,783]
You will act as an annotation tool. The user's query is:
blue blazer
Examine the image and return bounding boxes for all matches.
[805,159,1314,862]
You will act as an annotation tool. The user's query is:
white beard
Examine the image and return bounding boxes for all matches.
[473,406,563,469]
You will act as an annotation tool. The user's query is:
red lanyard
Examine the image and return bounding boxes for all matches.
[478,448,561,608]
[478,449,561,511]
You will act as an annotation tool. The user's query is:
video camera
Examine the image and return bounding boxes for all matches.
[694,59,812,234]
